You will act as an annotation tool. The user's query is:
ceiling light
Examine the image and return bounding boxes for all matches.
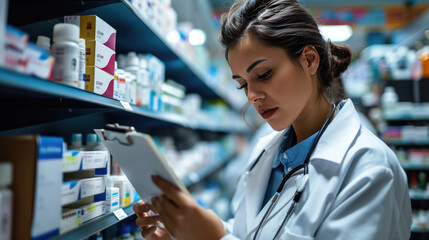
[319,25,353,42]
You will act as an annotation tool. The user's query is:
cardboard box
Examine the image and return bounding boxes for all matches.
[85,40,115,75]
[5,25,28,72]
[0,136,63,240]
[85,66,114,98]
[25,42,54,80]
[62,177,106,206]
[60,208,82,234]
[64,15,116,51]
[62,150,109,173]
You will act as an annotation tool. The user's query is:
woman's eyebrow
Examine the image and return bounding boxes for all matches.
[247,59,267,73]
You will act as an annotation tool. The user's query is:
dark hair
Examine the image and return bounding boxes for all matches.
[219,0,352,104]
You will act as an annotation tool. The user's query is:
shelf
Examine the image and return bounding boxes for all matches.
[9,0,245,111]
[384,114,429,121]
[49,152,236,239]
[0,68,248,133]
[384,139,429,146]
[50,205,135,240]
[401,162,429,170]
[182,152,235,186]
[412,228,429,233]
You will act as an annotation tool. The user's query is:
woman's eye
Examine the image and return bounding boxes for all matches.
[257,69,272,79]
[236,82,248,90]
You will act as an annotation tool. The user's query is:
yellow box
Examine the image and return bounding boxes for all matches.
[85,40,115,75]
[85,66,114,98]
[64,15,116,51]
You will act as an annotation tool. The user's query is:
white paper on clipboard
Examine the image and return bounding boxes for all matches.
[94,128,190,203]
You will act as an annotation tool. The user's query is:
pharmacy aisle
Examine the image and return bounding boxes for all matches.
[358,44,429,240]
[0,0,250,239]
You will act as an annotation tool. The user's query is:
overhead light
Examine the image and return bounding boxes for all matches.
[319,25,353,42]
[189,29,206,46]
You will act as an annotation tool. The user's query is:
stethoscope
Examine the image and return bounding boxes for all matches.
[252,103,337,240]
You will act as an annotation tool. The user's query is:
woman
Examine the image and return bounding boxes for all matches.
[133,0,412,239]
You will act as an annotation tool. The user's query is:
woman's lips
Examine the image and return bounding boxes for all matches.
[260,107,278,119]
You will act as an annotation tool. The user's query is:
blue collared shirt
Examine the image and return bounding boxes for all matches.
[260,127,318,210]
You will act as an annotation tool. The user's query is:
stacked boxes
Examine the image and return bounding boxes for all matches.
[0,136,63,239]
[65,15,116,98]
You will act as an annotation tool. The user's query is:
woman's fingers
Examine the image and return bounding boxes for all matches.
[141,226,157,239]
[133,200,151,218]
[135,215,161,229]
[151,176,189,207]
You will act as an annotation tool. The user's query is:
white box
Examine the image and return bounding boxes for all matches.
[85,66,114,98]
[64,15,116,51]
[62,150,109,172]
[60,208,82,234]
[25,42,54,80]
[62,177,106,206]
[85,40,115,75]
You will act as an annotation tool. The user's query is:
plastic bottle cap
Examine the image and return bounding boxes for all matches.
[86,133,98,144]
[79,38,86,49]
[0,162,13,187]
[106,176,114,188]
[72,133,82,143]
[53,23,80,44]
[36,36,51,50]
[125,52,139,67]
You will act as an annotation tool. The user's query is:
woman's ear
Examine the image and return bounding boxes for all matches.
[301,45,319,75]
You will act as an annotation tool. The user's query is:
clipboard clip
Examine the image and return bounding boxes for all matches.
[102,123,136,146]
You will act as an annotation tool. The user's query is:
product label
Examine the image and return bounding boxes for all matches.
[113,209,127,220]
[52,45,79,87]
[78,47,86,89]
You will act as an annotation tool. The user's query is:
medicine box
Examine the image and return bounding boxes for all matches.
[62,177,106,206]
[64,15,116,51]
[60,208,82,234]
[5,25,28,72]
[0,136,63,240]
[85,40,115,75]
[25,42,55,80]
[65,201,106,223]
[85,66,114,98]
[60,200,106,234]
[63,150,109,173]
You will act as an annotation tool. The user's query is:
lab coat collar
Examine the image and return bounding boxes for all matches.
[244,128,286,231]
[310,99,361,164]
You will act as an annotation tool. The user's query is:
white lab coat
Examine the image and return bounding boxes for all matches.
[221,99,412,240]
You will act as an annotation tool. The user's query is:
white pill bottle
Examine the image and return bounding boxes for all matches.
[51,23,80,87]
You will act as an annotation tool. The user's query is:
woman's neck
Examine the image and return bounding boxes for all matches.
[292,96,334,144]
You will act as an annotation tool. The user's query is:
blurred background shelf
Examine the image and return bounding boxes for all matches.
[384,139,429,146]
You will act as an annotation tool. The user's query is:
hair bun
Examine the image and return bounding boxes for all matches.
[329,42,352,78]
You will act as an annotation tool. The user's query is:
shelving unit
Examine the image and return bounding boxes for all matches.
[0,68,247,134]
[384,139,429,146]
[9,0,246,111]
[49,152,236,240]
[2,0,249,239]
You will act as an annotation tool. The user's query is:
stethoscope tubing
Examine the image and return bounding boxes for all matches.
[252,103,337,240]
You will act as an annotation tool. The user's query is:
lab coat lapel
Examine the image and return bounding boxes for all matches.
[244,130,285,231]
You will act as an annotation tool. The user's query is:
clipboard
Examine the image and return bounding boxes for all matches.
[94,124,190,203]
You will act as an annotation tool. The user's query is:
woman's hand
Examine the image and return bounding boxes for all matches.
[133,200,172,240]
[151,175,228,240]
